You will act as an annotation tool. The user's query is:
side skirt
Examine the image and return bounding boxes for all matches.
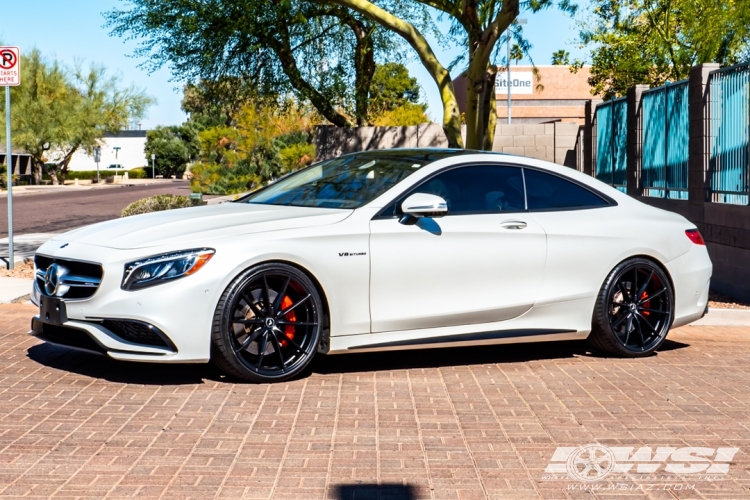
[348,329,576,350]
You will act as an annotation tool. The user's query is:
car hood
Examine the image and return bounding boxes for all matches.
[51,202,352,250]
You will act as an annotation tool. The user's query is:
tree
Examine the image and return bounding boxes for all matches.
[371,103,430,126]
[367,63,429,126]
[105,1,426,127]
[3,50,75,184]
[551,49,570,65]
[144,124,200,178]
[1,49,153,184]
[326,0,576,150]
[368,63,422,114]
[578,0,750,97]
[181,78,256,128]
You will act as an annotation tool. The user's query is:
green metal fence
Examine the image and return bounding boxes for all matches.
[595,97,628,192]
[641,80,690,199]
[709,63,750,205]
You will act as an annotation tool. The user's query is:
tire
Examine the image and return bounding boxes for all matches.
[211,263,323,382]
[588,257,674,357]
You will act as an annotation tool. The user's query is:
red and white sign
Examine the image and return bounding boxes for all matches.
[0,47,20,86]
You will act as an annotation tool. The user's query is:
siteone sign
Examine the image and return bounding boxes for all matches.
[496,72,533,95]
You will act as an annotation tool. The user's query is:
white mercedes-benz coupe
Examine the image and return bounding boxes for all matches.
[30,149,712,382]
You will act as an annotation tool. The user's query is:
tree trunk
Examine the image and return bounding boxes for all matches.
[351,24,375,126]
[465,33,486,150]
[32,158,44,185]
[482,68,498,151]
[47,167,59,185]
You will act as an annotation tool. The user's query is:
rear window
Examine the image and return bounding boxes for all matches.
[524,169,609,211]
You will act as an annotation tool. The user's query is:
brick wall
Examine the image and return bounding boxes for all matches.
[314,123,580,168]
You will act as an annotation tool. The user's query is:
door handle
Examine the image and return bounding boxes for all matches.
[500,220,527,230]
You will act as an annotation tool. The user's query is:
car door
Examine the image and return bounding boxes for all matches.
[369,164,547,333]
[522,167,619,305]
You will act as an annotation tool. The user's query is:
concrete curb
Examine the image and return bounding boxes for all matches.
[691,308,750,327]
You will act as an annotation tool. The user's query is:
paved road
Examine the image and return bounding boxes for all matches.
[0,181,192,237]
[2,301,749,499]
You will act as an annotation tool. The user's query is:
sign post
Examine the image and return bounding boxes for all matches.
[1,46,20,270]
[151,153,155,179]
[94,145,101,184]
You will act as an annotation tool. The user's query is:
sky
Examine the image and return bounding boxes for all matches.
[0,0,588,127]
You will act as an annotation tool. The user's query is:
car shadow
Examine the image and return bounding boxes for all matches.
[333,483,416,500]
[26,343,216,385]
[305,337,690,377]
[26,338,690,385]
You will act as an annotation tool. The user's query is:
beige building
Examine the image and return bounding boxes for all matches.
[455,65,594,124]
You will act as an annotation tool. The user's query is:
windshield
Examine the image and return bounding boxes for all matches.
[242,152,437,209]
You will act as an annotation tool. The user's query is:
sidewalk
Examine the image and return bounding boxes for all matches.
[0,178,182,197]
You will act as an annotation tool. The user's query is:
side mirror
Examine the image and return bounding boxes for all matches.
[399,193,447,225]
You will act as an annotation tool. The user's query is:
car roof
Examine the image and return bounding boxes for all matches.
[337,148,508,164]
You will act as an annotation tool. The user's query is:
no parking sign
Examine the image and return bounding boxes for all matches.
[2,46,19,269]
[0,47,20,86]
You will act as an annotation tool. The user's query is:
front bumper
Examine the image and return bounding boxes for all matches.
[31,315,174,357]
[28,240,232,363]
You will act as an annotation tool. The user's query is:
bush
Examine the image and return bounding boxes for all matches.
[190,132,315,196]
[189,161,261,195]
[50,168,150,181]
[121,194,202,217]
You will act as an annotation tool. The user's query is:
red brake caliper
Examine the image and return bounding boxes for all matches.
[640,291,650,317]
[280,296,296,347]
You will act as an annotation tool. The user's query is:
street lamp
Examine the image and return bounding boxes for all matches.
[113,146,121,177]
[507,18,527,124]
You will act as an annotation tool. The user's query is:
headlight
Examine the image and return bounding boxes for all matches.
[121,248,215,291]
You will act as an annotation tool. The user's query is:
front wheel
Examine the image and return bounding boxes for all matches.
[588,258,674,357]
[211,263,323,382]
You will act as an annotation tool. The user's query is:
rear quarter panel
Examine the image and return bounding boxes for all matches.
[530,202,694,306]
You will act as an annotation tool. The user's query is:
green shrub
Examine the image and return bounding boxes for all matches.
[190,132,315,196]
[189,162,260,195]
[49,168,150,181]
[121,194,202,217]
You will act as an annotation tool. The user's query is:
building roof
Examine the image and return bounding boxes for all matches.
[103,130,148,138]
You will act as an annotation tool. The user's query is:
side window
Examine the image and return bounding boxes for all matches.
[524,169,609,211]
[407,165,526,215]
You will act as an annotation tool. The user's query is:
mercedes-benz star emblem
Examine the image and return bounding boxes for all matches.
[44,263,65,296]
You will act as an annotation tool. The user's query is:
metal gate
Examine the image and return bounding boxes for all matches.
[709,63,750,205]
[641,80,689,199]
[594,97,627,192]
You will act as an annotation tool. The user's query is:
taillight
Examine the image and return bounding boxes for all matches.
[685,229,705,245]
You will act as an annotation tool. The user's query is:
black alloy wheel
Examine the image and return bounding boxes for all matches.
[589,258,674,357]
[211,263,323,382]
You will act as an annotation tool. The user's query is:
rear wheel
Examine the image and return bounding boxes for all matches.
[211,263,322,382]
[588,258,674,357]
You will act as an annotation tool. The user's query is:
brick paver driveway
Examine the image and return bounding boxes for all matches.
[0,303,748,499]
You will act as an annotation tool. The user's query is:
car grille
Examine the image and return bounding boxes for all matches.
[101,320,174,350]
[35,255,103,300]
